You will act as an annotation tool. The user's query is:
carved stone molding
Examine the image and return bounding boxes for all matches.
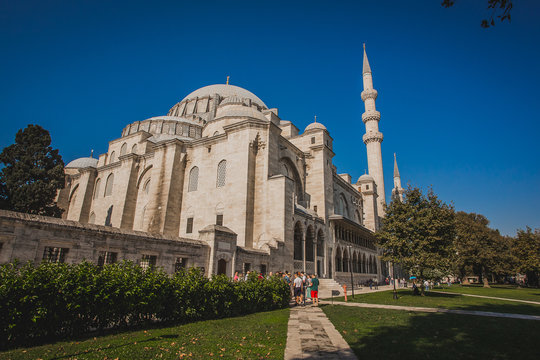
[362,132,384,144]
[362,111,381,123]
[361,89,378,101]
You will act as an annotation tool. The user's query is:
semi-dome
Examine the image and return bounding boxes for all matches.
[182,84,267,109]
[66,157,98,169]
[305,121,327,132]
[215,103,267,122]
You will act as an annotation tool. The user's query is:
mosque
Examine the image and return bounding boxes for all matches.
[0,46,405,284]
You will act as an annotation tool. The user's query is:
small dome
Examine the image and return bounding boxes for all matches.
[358,173,374,183]
[66,157,98,169]
[215,103,267,122]
[305,122,327,132]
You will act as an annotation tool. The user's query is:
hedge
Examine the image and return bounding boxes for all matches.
[0,261,291,349]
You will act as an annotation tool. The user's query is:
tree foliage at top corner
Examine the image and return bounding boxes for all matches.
[376,185,455,279]
[442,0,513,28]
[0,124,65,217]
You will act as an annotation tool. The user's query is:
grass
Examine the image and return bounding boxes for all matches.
[323,305,540,360]
[434,284,540,302]
[0,309,289,360]
[326,288,540,316]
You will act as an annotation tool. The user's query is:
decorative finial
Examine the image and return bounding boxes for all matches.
[314,115,317,123]
[363,43,366,50]
[226,76,230,85]
[90,149,94,158]
[364,169,367,174]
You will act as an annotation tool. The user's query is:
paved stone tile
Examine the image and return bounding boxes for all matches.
[284,305,358,360]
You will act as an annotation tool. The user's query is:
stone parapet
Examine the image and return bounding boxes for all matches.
[361,111,381,123]
[362,132,384,144]
[361,89,378,101]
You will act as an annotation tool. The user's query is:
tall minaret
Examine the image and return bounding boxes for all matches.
[392,153,404,202]
[361,44,385,219]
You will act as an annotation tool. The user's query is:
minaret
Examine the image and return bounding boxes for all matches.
[392,153,404,202]
[361,44,386,219]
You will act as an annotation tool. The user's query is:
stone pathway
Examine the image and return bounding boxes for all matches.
[431,290,540,305]
[284,305,357,360]
[319,300,540,321]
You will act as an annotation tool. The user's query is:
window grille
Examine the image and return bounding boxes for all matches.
[42,247,69,263]
[97,251,118,266]
[188,167,199,192]
[216,160,226,187]
[216,214,223,226]
[186,217,194,233]
[311,137,315,144]
[140,254,157,270]
[243,263,251,273]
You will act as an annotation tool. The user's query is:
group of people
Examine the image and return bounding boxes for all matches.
[282,271,320,306]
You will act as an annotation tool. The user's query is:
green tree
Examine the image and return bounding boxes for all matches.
[0,125,65,217]
[376,186,455,287]
[453,212,512,287]
[512,227,540,287]
[442,0,513,28]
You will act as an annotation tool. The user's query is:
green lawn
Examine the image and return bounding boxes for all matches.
[1,309,289,360]
[323,305,540,360]
[327,289,540,316]
[434,284,540,302]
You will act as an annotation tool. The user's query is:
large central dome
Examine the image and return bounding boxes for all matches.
[167,84,268,121]
[182,84,267,109]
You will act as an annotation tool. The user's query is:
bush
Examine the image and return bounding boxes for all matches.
[0,261,290,349]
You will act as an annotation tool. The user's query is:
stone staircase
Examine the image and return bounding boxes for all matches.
[318,278,345,299]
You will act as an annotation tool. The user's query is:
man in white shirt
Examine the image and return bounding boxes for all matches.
[293,273,303,305]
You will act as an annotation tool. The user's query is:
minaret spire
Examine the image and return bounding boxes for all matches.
[393,153,400,178]
[363,43,371,75]
[361,44,386,223]
[392,153,404,202]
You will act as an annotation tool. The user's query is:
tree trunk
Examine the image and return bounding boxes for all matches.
[482,267,490,288]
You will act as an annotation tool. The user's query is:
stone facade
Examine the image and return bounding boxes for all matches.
[1,48,404,283]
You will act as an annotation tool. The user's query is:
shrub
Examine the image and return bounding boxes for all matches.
[0,261,290,349]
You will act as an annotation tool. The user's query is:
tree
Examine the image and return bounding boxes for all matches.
[442,0,513,28]
[0,125,65,217]
[453,211,512,287]
[376,186,455,288]
[512,227,540,287]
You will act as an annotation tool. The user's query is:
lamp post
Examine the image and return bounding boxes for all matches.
[347,245,354,299]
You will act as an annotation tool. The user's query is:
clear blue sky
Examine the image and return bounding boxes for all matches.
[1,0,539,236]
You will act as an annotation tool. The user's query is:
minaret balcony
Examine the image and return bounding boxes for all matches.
[361,89,378,101]
[362,111,381,123]
[363,132,384,144]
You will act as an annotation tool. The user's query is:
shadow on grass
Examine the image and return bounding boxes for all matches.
[336,289,540,316]
[323,303,540,360]
[49,334,180,360]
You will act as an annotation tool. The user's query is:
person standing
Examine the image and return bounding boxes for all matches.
[293,273,303,305]
[310,274,320,306]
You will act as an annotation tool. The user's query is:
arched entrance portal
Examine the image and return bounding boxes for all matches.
[217,259,227,275]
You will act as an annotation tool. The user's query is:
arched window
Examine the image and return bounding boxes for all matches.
[335,247,342,272]
[305,226,314,262]
[216,160,226,188]
[69,187,78,207]
[132,144,138,154]
[188,166,199,192]
[93,178,101,199]
[104,174,114,196]
[89,212,95,224]
[120,143,127,156]
[293,222,303,261]
[343,249,349,272]
[143,178,151,194]
[109,151,116,163]
[316,229,324,257]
